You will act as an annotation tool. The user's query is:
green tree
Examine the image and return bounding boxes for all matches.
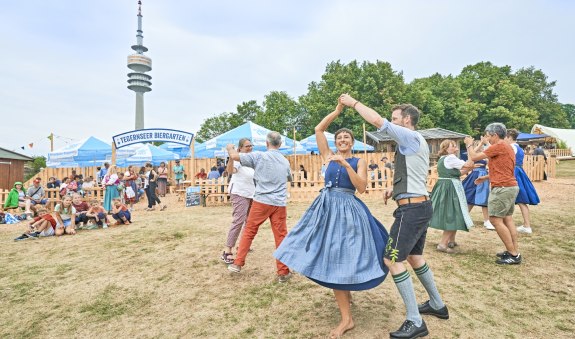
[404,74,481,134]
[299,60,406,138]
[257,91,303,136]
[457,62,544,135]
[513,67,570,128]
[25,156,46,181]
[562,103,575,128]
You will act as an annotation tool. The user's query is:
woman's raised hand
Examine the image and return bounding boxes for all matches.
[339,93,357,108]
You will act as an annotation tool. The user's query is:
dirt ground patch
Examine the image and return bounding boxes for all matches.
[1,162,575,338]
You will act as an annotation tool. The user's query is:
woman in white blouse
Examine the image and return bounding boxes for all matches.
[102,165,120,213]
[220,138,255,264]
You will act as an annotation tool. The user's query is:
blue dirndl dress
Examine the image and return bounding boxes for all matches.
[462,160,489,207]
[513,145,540,205]
[274,158,389,291]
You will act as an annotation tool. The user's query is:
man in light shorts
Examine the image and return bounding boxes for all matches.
[465,123,521,265]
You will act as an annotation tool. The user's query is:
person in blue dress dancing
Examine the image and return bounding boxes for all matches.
[274,102,389,339]
[505,129,540,234]
[462,136,495,231]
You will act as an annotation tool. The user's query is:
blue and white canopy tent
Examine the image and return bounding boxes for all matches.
[517,132,548,142]
[193,121,307,159]
[116,144,180,167]
[299,131,374,153]
[46,136,112,168]
[159,142,191,158]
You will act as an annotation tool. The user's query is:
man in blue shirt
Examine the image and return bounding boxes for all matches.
[341,94,448,339]
[225,131,292,283]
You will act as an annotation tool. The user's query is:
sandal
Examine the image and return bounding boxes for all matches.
[436,244,455,254]
[220,252,234,264]
[448,241,459,249]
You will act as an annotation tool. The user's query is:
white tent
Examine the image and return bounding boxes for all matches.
[531,124,575,156]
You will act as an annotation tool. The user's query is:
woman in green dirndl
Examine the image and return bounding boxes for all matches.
[430,140,474,253]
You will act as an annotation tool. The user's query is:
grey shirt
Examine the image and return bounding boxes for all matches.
[27,185,45,200]
[239,149,291,207]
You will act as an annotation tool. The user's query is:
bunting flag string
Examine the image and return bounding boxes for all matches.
[17,134,76,152]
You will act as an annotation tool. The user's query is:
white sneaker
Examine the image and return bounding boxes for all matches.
[484,220,495,230]
[517,225,532,234]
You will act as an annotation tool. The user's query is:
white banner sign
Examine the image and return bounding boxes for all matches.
[113,129,194,149]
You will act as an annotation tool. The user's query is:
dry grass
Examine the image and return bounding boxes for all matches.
[2,162,575,339]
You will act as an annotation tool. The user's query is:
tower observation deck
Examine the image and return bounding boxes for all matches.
[127,0,152,130]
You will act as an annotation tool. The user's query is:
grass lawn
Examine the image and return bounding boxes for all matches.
[1,162,574,338]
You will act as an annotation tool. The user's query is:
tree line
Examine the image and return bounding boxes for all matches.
[196,61,574,143]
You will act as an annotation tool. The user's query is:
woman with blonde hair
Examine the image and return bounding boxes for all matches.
[429,140,474,253]
[102,165,120,213]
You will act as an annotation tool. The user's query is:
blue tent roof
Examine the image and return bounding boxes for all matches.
[299,131,374,152]
[117,144,179,167]
[47,136,112,168]
[159,142,191,158]
[517,132,548,141]
[193,122,307,158]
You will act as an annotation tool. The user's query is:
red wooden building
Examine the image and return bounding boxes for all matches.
[0,147,33,191]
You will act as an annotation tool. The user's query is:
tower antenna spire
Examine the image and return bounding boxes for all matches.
[127,0,152,130]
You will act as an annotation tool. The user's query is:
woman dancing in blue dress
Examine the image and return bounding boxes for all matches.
[505,129,540,234]
[274,103,389,338]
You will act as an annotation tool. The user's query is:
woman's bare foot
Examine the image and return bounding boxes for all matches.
[329,319,355,338]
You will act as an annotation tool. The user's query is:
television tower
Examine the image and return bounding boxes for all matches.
[127,0,152,130]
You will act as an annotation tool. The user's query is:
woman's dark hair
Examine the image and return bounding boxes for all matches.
[334,128,355,141]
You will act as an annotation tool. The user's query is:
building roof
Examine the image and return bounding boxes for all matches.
[367,128,468,143]
[0,147,34,161]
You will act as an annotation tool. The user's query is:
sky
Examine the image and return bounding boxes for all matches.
[1,0,574,158]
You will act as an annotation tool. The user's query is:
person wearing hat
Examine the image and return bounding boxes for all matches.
[27,177,48,206]
[173,160,185,190]
[3,181,32,214]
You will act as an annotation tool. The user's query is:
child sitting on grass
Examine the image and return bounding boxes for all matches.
[71,193,90,228]
[14,206,57,241]
[111,197,131,225]
[54,195,76,236]
[85,199,108,229]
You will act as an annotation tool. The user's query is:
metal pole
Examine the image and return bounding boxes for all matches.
[363,123,367,157]
[293,126,297,170]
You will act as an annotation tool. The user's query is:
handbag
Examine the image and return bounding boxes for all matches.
[125,186,135,198]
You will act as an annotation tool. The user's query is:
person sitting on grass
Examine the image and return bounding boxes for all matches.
[54,195,76,236]
[14,206,57,241]
[81,176,95,196]
[71,193,90,228]
[3,181,33,217]
[85,199,108,229]
[27,177,49,207]
[111,197,132,225]
[59,177,70,197]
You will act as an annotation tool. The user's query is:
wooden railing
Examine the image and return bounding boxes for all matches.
[547,149,573,157]
[0,187,105,211]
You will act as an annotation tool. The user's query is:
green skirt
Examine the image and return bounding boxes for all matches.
[429,178,473,231]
